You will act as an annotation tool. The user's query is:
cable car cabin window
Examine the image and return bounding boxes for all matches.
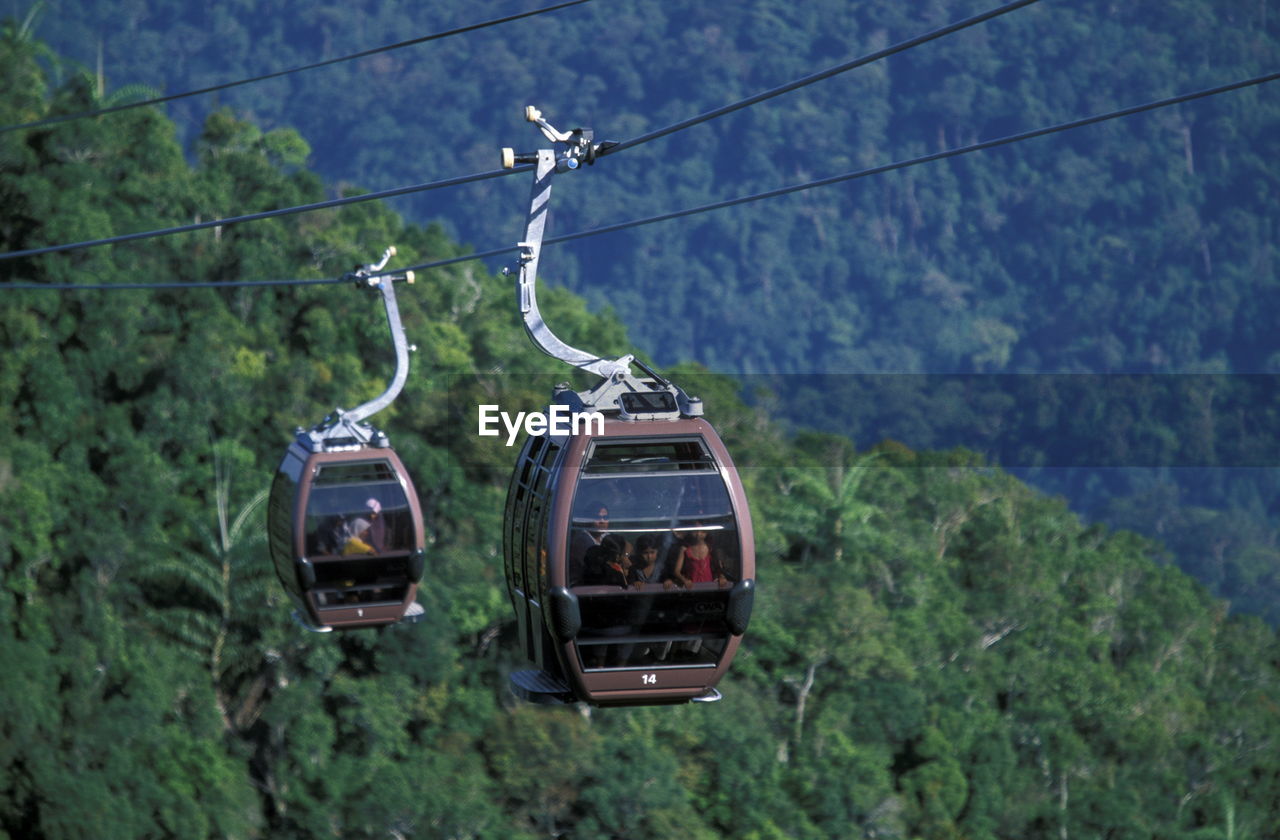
[310,559,410,607]
[302,459,416,610]
[533,490,552,596]
[575,590,732,670]
[501,440,532,596]
[532,438,561,595]
[523,494,543,600]
[505,436,561,601]
[505,436,541,598]
[305,460,414,558]
[268,459,303,598]
[581,439,716,475]
[568,437,741,672]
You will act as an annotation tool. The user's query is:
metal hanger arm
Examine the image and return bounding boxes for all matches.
[515,149,631,379]
[347,247,415,425]
[503,107,701,419]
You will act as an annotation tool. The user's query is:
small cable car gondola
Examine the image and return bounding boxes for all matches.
[500,110,756,706]
[267,249,426,631]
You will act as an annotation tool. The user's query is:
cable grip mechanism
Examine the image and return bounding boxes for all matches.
[346,245,415,290]
[501,105,615,171]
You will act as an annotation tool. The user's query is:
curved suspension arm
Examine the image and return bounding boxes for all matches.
[502,108,704,420]
[347,248,414,425]
[516,149,631,379]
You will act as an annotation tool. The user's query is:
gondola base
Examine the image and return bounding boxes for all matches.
[399,601,427,624]
[509,669,576,705]
[291,610,334,634]
[291,603,426,633]
[509,669,727,706]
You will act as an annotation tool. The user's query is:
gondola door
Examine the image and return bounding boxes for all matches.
[505,434,561,663]
[506,433,577,702]
[523,443,558,674]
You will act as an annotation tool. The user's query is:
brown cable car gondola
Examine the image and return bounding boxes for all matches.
[267,249,426,631]
[500,110,756,705]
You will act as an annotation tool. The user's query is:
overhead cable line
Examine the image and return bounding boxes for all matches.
[600,0,1043,157]
[0,0,595,136]
[0,0,1038,264]
[392,71,1280,271]
[540,71,1280,248]
[6,70,1277,293]
[1,277,346,292]
[0,166,523,262]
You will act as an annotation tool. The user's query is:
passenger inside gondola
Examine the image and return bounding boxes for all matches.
[363,497,386,552]
[316,514,346,555]
[306,489,412,557]
[565,438,742,669]
[298,470,418,607]
[670,525,730,588]
[337,498,386,555]
[342,515,375,555]
[568,500,610,586]
[579,539,645,666]
[630,534,670,588]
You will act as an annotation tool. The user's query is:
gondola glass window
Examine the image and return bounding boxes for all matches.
[568,437,741,672]
[305,460,415,606]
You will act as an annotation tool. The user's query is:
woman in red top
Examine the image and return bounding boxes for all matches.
[672,526,728,588]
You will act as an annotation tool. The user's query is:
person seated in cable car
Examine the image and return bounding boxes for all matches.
[630,534,677,590]
[362,497,386,553]
[670,525,730,589]
[315,514,346,556]
[582,539,636,588]
[337,497,390,556]
[569,500,611,586]
[580,539,649,667]
[339,516,372,555]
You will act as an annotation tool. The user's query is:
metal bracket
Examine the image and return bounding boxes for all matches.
[501,105,616,171]
[526,105,572,144]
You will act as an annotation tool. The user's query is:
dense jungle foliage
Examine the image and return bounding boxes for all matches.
[2,12,1280,840]
[23,0,1280,628]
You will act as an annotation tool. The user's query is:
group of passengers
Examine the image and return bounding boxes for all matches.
[569,501,732,589]
[314,498,387,556]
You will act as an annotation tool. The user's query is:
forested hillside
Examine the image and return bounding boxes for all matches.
[19,0,1280,626]
[3,24,1280,839]
[26,0,1280,375]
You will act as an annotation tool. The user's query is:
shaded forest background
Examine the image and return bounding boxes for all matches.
[20,0,1280,623]
[24,0,1277,374]
[2,2,1280,838]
